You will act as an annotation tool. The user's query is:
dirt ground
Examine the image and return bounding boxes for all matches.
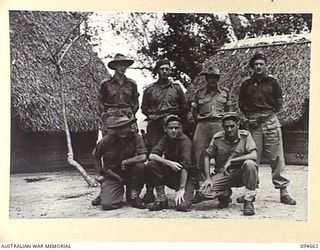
[9,165,307,220]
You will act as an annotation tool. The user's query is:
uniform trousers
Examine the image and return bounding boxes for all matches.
[100,163,145,210]
[247,114,289,189]
[201,160,258,200]
[146,161,195,209]
[193,120,223,172]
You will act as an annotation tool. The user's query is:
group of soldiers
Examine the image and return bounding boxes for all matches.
[91,53,297,216]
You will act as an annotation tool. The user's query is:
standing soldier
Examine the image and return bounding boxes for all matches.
[141,59,189,203]
[190,65,231,202]
[238,53,296,205]
[99,53,139,134]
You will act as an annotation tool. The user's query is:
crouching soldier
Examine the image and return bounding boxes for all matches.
[146,115,196,212]
[92,116,147,210]
[200,112,259,216]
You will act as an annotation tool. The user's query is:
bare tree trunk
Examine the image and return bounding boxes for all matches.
[57,64,98,187]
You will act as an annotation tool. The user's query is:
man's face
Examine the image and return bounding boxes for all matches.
[205,74,220,87]
[222,120,238,138]
[165,121,181,139]
[116,123,137,138]
[158,64,171,79]
[113,62,129,75]
[252,59,267,75]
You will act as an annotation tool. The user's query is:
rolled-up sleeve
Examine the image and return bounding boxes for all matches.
[206,143,217,159]
[135,135,148,155]
[151,137,166,156]
[245,133,257,153]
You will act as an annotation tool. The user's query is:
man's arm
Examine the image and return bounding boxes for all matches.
[149,153,182,172]
[132,84,140,115]
[92,148,103,175]
[175,168,188,205]
[121,154,147,168]
[229,150,257,164]
[141,90,149,117]
[272,78,283,112]
[238,81,248,115]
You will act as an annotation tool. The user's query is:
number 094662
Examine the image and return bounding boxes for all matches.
[300,244,319,248]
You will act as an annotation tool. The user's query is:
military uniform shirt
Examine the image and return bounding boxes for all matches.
[99,76,139,114]
[206,130,257,171]
[93,133,147,169]
[141,80,187,121]
[151,133,194,171]
[192,86,230,120]
[239,74,283,115]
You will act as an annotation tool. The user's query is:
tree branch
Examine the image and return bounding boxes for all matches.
[53,13,89,59]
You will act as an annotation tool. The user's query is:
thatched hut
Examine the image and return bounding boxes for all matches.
[10,11,110,173]
[187,34,310,165]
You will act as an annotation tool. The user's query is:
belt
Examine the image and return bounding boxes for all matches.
[247,112,276,123]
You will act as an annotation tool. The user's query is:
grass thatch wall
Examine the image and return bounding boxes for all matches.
[10,11,110,132]
[187,41,310,126]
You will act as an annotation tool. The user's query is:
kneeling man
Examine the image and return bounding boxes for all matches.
[201,112,259,216]
[146,115,195,212]
[92,116,147,210]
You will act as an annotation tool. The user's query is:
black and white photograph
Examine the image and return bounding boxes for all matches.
[8,10,312,222]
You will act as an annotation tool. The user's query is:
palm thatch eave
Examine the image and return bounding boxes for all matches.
[10,11,110,133]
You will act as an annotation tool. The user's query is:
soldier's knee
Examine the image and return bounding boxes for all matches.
[133,162,146,172]
[243,160,257,171]
[146,160,159,170]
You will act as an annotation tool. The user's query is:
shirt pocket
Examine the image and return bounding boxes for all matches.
[108,89,118,99]
[198,98,212,115]
[261,83,273,93]
[215,94,227,111]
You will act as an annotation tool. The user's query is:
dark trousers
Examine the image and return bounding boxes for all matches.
[146,119,165,152]
[146,160,195,209]
[101,163,145,210]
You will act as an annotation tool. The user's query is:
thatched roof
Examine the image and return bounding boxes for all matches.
[187,34,311,126]
[10,11,110,132]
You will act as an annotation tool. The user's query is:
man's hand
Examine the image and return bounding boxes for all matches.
[200,179,213,192]
[166,161,183,172]
[223,159,232,174]
[94,175,105,184]
[175,188,186,205]
[120,160,127,171]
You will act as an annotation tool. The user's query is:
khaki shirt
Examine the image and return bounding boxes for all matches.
[206,130,257,172]
[99,76,139,114]
[93,133,147,169]
[141,80,187,121]
[192,85,231,120]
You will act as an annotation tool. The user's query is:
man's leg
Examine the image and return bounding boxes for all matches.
[142,120,164,204]
[146,160,169,211]
[201,172,233,208]
[127,163,147,209]
[234,160,259,215]
[262,116,296,205]
[100,177,124,210]
[193,121,222,201]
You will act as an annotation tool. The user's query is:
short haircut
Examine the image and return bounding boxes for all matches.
[153,59,171,75]
[249,53,267,68]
